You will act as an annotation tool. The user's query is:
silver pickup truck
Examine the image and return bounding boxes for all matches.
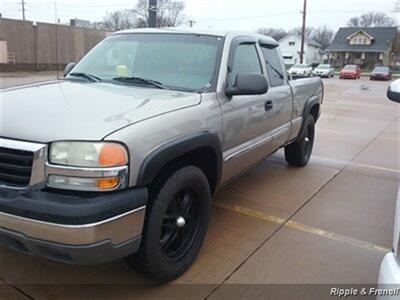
[0,28,323,281]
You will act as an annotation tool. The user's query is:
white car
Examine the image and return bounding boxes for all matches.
[378,189,400,298]
[288,64,313,78]
[378,80,400,298]
[313,64,335,78]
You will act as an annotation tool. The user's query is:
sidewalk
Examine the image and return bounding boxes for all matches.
[0,71,60,89]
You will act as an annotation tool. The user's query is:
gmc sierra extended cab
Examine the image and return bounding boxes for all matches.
[0,29,323,282]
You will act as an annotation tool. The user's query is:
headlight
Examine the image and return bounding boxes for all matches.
[47,142,129,192]
[49,142,128,167]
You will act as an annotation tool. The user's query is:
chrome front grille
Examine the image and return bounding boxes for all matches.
[0,147,34,186]
[0,138,47,190]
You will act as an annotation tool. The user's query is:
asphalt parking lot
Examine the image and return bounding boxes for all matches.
[0,73,399,299]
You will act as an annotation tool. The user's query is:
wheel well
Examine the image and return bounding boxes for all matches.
[147,147,219,195]
[310,103,320,121]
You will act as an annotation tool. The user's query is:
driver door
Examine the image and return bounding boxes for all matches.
[219,37,274,182]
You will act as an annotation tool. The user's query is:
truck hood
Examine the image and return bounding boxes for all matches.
[1,81,201,143]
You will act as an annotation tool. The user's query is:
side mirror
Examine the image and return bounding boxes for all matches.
[226,74,268,97]
[63,62,76,77]
[387,79,400,103]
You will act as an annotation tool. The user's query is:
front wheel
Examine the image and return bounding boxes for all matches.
[284,115,315,167]
[127,166,211,282]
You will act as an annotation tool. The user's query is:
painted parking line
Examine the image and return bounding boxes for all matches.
[312,156,400,174]
[213,201,390,254]
[273,153,400,175]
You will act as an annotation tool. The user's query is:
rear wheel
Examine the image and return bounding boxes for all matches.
[127,166,211,282]
[284,115,315,167]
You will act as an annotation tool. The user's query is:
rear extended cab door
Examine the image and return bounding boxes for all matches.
[257,40,293,148]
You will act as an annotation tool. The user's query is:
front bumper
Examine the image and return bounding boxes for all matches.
[314,72,329,77]
[340,73,357,79]
[371,75,390,80]
[0,187,147,264]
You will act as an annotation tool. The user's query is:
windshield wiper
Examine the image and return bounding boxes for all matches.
[69,72,102,82]
[112,76,166,89]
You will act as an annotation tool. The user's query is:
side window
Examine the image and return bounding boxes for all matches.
[260,45,285,87]
[229,43,262,85]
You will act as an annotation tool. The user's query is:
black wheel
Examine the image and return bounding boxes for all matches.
[127,166,211,282]
[284,115,315,167]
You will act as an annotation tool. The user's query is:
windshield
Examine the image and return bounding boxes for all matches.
[343,65,357,70]
[69,33,223,91]
[373,67,389,72]
[317,64,330,69]
[293,64,307,68]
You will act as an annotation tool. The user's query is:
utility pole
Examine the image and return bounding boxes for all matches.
[188,20,196,28]
[149,0,157,28]
[20,0,26,20]
[55,0,59,78]
[300,0,307,64]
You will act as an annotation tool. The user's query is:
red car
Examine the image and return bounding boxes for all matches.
[370,66,392,81]
[339,65,361,79]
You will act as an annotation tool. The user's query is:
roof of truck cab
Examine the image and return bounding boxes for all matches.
[113,28,278,45]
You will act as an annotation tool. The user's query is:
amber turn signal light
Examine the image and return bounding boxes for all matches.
[97,177,120,190]
[98,143,128,167]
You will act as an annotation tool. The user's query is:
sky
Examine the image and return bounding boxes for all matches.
[0,0,399,31]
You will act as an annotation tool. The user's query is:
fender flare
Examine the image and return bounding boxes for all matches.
[297,96,321,140]
[136,131,223,190]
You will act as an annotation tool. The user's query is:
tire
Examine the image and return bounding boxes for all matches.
[284,115,315,167]
[127,166,211,282]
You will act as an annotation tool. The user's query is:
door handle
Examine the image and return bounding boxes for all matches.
[265,101,273,112]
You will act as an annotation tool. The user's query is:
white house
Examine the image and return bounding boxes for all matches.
[278,34,324,66]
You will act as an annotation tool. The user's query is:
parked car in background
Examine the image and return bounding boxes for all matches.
[288,64,313,78]
[378,80,400,295]
[370,66,392,81]
[313,64,335,78]
[339,64,361,79]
